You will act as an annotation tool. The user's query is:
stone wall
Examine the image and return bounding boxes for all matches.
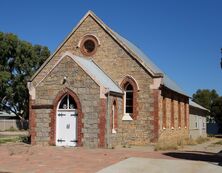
[30,14,190,147]
[189,106,207,139]
[31,56,101,147]
[31,15,154,145]
[158,88,189,144]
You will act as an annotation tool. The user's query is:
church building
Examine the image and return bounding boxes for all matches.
[28,11,189,148]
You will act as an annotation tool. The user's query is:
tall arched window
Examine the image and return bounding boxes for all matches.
[125,83,133,114]
[121,76,138,120]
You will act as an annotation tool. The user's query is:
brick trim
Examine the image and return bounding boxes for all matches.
[110,98,118,131]
[184,98,188,128]
[98,98,106,148]
[178,100,181,128]
[32,104,53,109]
[120,76,138,120]
[151,89,159,142]
[171,97,174,128]
[162,96,166,129]
[29,95,36,145]
[80,35,99,56]
[49,87,83,146]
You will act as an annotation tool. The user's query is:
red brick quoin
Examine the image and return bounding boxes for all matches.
[29,96,36,145]
[150,89,159,142]
[98,98,106,148]
[49,87,83,146]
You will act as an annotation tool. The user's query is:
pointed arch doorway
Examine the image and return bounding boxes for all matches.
[56,94,78,147]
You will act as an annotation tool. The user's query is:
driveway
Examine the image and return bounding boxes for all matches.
[97,157,222,173]
[0,143,172,173]
[0,137,221,173]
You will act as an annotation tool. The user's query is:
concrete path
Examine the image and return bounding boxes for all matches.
[97,157,222,173]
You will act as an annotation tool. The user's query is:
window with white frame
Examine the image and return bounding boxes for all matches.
[195,115,199,129]
[58,94,77,110]
[112,101,117,133]
[124,83,133,114]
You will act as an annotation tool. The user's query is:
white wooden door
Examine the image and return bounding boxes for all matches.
[56,110,78,147]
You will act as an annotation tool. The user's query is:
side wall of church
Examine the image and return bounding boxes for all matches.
[158,88,189,145]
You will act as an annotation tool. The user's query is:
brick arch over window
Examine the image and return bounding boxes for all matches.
[49,87,83,146]
[120,76,139,119]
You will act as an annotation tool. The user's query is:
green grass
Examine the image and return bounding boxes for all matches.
[214,140,222,145]
[0,135,29,144]
[195,136,210,144]
[0,136,20,144]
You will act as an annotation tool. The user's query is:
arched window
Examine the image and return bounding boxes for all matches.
[121,76,138,120]
[58,94,77,110]
[125,83,133,114]
[111,100,117,134]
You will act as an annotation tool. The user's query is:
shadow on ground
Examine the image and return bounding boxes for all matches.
[164,150,222,166]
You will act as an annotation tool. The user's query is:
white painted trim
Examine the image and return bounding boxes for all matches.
[122,113,133,121]
[27,82,36,99]
[150,78,162,90]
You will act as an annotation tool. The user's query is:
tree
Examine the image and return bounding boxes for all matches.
[192,89,219,110]
[192,89,222,130]
[211,97,222,132]
[0,32,50,119]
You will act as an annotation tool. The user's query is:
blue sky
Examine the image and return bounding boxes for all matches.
[1,0,222,96]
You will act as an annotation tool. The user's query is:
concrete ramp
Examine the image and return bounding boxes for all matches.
[97,157,222,173]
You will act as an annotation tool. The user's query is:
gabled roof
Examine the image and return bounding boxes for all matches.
[189,100,209,112]
[30,10,188,97]
[38,52,122,94]
[73,55,122,94]
[113,31,187,96]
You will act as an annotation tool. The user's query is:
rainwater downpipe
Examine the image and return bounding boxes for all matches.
[106,90,111,148]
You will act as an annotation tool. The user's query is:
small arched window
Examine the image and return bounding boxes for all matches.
[125,83,133,114]
[58,94,77,110]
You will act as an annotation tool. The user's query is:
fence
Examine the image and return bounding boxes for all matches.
[0,119,28,131]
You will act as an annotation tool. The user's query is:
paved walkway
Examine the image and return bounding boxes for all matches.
[0,137,221,173]
[97,157,222,173]
[0,143,172,173]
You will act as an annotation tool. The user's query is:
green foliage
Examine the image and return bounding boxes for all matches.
[0,32,50,119]
[192,89,219,110]
[192,89,222,130]
[211,97,222,125]
[0,136,20,144]
[214,140,222,145]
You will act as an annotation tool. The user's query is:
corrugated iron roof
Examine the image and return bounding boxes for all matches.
[0,111,16,117]
[113,31,188,97]
[74,56,122,94]
[189,100,209,111]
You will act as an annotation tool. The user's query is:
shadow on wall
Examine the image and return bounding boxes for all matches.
[164,151,222,166]
[16,120,29,130]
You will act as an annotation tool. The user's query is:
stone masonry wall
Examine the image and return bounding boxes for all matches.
[32,56,101,148]
[158,88,189,145]
[31,15,154,145]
